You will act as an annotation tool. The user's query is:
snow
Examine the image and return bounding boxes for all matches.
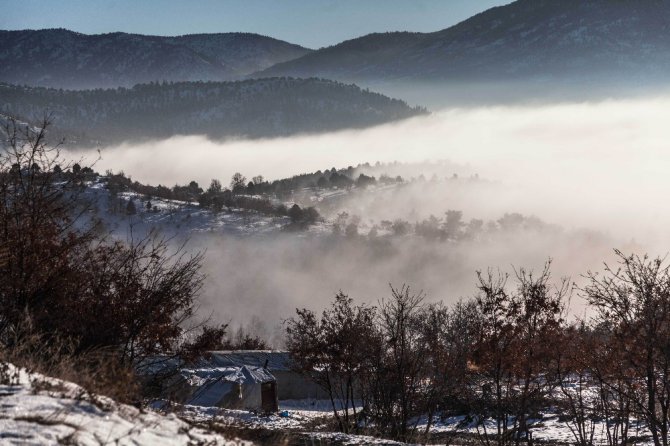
[81,177,419,240]
[0,363,248,446]
[84,180,293,238]
[180,401,411,445]
[417,409,652,446]
[172,392,656,446]
[182,405,310,431]
[307,432,409,445]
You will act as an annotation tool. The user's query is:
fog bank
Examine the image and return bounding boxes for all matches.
[68,97,670,243]
[62,97,670,337]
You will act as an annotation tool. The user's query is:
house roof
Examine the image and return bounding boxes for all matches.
[138,350,293,375]
[204,351,292,371]
[180,365,276,408]
[181,365,276,386]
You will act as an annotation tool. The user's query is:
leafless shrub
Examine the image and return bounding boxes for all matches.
[583,250,670,446]
[0,116,221,402]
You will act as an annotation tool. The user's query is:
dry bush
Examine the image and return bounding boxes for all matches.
[0,320,139,404]
[0,116,222,403]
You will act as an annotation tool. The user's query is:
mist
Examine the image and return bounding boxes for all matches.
[70,96,670,240]
[64,96,670,339]
[190,228,618,346]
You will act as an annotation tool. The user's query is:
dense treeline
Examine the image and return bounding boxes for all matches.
[100,163,407,227]
[287,254,670,445]
[102,164,528,237]
[104,170,321,227]
[333,209,553,241]
[0,78,427,144]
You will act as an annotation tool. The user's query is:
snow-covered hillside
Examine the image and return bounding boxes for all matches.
[0,363,247,445]
[84,179,306,238]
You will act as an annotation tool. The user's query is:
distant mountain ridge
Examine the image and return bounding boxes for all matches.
[255,0,670,85]
[0,78,426,145]
[0,29,312,89]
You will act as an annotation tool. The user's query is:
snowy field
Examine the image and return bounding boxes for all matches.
[168,394,654,446]
[179,400,411,445]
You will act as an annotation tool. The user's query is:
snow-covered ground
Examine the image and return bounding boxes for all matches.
[171,394,655,446]
[175,399,413,445]
[84,180,297,238]
[417,411,651,446]
[0,364,248,446]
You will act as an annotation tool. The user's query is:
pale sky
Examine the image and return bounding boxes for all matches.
[0,0,512,48]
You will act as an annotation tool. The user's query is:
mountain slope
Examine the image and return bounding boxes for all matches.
[255,0,670,84]
[0,29,311,89]
[0,78,426,145]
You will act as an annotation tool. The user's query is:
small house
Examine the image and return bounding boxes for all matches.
[204,351,328,400]
[171,365,278,412]
[142,350,326,410]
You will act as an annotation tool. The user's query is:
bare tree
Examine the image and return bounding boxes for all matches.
[366,285,431,442]
[584,250,670,446]
[420,300,482,442]
[554,322,600,446]
[230,172,247,194]
[0,117,219,390]
[286,292,376,433]
[472,262,568,446]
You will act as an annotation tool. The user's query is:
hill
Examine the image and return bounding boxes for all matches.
[256,0,670,86]
[0,28,311,89]
[0,78,426,145]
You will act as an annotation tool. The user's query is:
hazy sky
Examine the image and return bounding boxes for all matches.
[1,0,511,48]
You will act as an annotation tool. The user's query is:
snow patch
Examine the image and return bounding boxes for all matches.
[0,363,248,445]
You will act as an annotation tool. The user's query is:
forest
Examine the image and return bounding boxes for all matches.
[0,78,426,144]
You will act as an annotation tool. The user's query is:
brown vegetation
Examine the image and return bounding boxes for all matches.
[287,254,670,445]
[0,117,223,402]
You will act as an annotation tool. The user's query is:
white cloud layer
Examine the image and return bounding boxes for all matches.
[62,97,670,334]
[68,97,670,242]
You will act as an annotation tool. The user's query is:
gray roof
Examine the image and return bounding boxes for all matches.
[182,365,276,385]
[138,350,294,375]
[204,350,292,371]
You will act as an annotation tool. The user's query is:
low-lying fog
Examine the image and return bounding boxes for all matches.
[72,97,670,241]
[66,97,670,341]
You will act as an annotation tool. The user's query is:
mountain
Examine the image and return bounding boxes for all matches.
[0,78,426,145]
[255,0,670,86]
[0,29,311,89]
